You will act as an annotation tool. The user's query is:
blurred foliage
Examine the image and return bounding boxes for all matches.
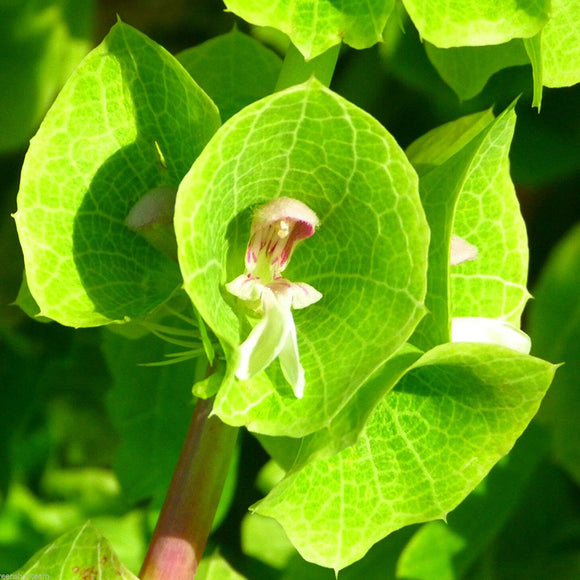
[0,0,94,153]
[1,0,579,577]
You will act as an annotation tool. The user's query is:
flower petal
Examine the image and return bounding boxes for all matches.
[253,196,319,236]
[278,312,306,398]
[267,278,323,309]
[451,317,531,354]
[225,274,263,302]
[288,282,323,309]
[235,288,291,380]
[451,234,478,266]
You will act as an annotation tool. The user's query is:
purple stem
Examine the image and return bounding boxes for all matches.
[140,396,238,579]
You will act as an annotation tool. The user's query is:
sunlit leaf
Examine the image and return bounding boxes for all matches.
[174,79,429,437]
[425,40,529,101]
[396,424,548,580]
[254,343,555,571]
[408,105,529,350]
[15,22,220,327]
[541,0,580,87]
[402,0,549,48]
[223,0,396,60]
[197,551,247,579]
[15,521,138,579]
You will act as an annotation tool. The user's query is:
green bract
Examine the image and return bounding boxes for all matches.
[408,105,529,350]
[15,22,220,327]
[397,425,548,579]
[541,0,580,87]
[255,343,556,571]
[401,0,549,48]
[245,105,554,571]
[177,29,282,122]
[16,522,138,579]
[425,40,530,101]
[411,0,580,102]
[174,78,429,436]
[223,0,396,60]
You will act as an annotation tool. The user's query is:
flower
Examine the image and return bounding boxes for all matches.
[450,234,477,265]
[226,197,322,398]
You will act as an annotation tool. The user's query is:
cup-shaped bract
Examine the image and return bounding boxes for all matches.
[15,22,220,327]
[174,79,430,437]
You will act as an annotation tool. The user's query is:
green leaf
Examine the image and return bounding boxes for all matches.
[408,105,528,350]
[174,79,429,437]
[254,342,556,571]
[15,21,220,327]
[0,0,94,153]
[524,33,544,109]
[223,0,396,60]
[260,343,423,471]
[274,42,340,91]
[450,106,529,324]
[103,327,198,505]
[423,0,580,98]
[242,513,295,570]
[425,40,530,101]
[177,29,282,122]
[197,551,247,579]
[402,0,550,48]
[541,0,580,87]
[529,223,580,485]
[15,521,138,579]
[406,109,494,172]
[396,423,548,580]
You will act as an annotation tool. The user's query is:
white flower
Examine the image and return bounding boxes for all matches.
[226,197,321,398]
[451,317,531,354]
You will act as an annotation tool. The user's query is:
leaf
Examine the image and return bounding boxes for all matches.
[223,0,396,60]
[408,105,528,350]
[242,513,295,570]
[177,29,282,122]
[396,423,548,580]
[401,0,550,48]
[103,327,198,505]
[253,342,556,571]
[406,109,494,172]
[0,0,94,153]
[449,108,529,324]
[541,0,580,87]
[422,0,580,99]
[15,21,220,327]
[260,343,423,472]
[174,79,429,437]
[528,223,580,485]
[424,40,530,101]
[524,33,544,109]
[197,551,247,579]
[15,521,138,579]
